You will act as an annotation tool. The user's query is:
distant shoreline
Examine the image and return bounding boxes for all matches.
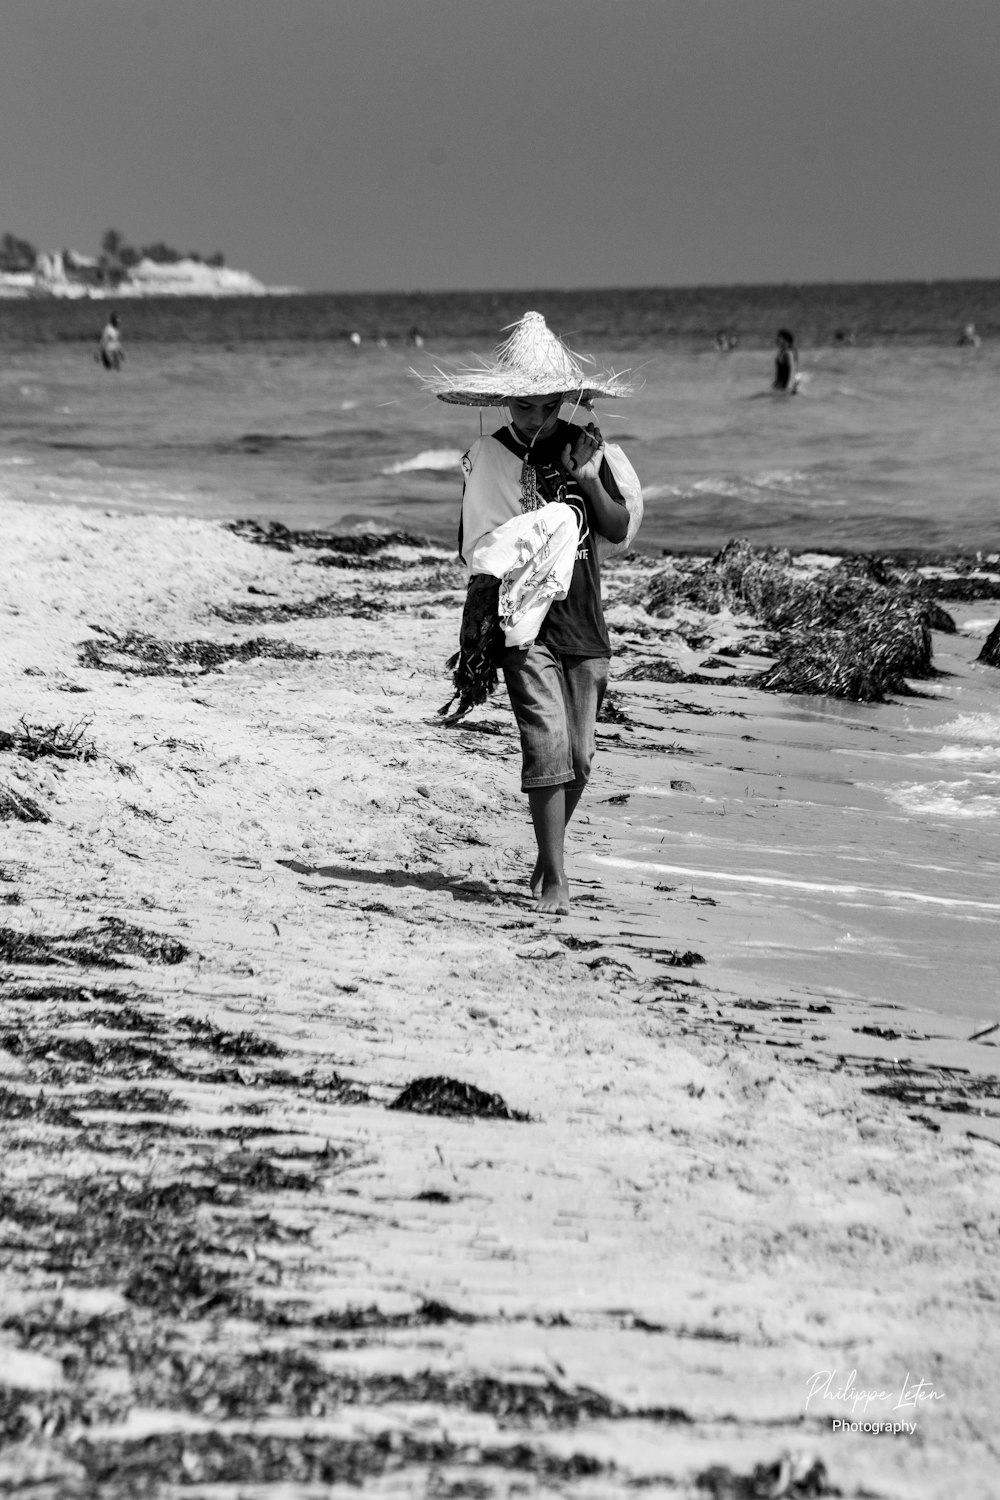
[0,253,296,301]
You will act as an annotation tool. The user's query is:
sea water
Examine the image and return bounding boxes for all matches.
[2,284,999,1020]
[594,624,1000,1019]
[2,282,999,553]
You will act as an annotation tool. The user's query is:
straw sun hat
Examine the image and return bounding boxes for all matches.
[417,310,635,407]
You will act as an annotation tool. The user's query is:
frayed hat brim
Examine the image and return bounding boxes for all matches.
[413,310,636,406]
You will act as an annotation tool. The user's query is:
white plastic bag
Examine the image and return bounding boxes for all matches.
[597,442,643,561]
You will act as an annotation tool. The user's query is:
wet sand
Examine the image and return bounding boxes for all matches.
[1,499,998,1498]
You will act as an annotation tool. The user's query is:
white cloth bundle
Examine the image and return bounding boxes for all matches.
[471,502,580,647]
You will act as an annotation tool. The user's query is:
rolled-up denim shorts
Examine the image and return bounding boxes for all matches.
[502,641,610,791]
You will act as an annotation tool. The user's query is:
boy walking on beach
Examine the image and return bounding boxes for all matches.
[421,312,640,914]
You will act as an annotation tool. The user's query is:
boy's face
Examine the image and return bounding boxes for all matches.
[506,394,563,443]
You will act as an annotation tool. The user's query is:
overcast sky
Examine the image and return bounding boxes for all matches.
[2,0,997,292]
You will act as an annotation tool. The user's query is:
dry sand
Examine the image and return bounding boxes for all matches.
[1,499,998,1499]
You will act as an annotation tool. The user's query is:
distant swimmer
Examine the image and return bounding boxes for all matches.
[97,313,124,371]
[407,326,425,348]
[349,331,362,348]
[714,329,737,351]
[772,328,799,393]
[958,322,981,348]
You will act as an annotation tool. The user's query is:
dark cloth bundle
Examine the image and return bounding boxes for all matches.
[438,574,504,722]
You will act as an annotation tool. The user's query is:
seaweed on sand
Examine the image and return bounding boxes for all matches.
[0,717,97,763]
[753,602,935,700]
[177,1014,284,1059]
[976,616,1000,667]
[72,1429,608,1493]
[922,573,1000,603]
[78,631,319,676]
[228,519,431,554]
[8,1159,326,1319]
[126,1348,638,1426]
[0,916,189,969]
[214,592,392,624]
[697,1453,834,1498]
[389,1076,529,1121]
[636,539,954,702]
[618,659,741,687]
[0,783,48,822]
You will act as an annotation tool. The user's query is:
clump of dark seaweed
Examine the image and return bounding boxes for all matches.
[636,539,954,702]
[976,616,1000,668]
[0,916,189,970]
[10,1159,325,1320]
[0,717,97,763]
[925,573,1000,602]
[178,1015,283,1059]
[870,551,1000,603]
[214,593,392,624]
[228,519,431,553]
[697,1454,834,1498]
[598,693,636,727]
[0,783,48,822]
[137,1350,633,1426]
[78,630,319,676]
[389,1076,529,1121]
[70,1429,607,1491]
[618,660,740,687]
[309,553,444,572]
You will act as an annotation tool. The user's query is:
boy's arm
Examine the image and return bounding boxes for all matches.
[561,425,628,542]
[576,470,629,542]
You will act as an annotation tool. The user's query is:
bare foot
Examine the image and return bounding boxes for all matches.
[535,875,570,915]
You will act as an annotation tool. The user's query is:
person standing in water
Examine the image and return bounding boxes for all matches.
[772,328,799,392]
[97,314,124,371]
[419,311,641,915]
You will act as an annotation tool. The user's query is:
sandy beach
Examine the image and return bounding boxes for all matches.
[2,499,999,1498]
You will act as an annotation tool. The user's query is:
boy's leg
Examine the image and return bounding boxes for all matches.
[502,643,574,912]
[527,785,571,913]
[563,654,611,795]
[527,656,607,909]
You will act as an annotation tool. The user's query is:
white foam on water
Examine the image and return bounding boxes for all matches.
[381,448,463,475]
[681,470,814,503]
[963,617,997,634]
[592,855,1000,911]
[752,469,808,488]
[932,712,1000,742]
[922,744,1000,764]
[882,781,1000,819]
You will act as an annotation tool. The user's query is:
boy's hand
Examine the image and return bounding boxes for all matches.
[561,423,603,480]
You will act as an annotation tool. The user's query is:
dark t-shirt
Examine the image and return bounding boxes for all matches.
[492,420,626,658]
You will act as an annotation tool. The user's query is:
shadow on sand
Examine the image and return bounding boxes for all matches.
[276,858,521,907]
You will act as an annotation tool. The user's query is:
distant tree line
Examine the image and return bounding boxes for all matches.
[0,228,226,277]
[99,229,226,271]
[0,233,38,272]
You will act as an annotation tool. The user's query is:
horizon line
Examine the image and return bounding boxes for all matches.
[290,273,1000,298]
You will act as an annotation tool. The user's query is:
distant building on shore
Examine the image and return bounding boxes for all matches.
[0,242,274,299]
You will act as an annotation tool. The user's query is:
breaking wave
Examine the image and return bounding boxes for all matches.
[381,448,464,475]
